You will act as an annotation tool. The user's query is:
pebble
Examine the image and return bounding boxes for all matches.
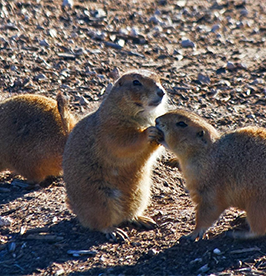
[62,0,74,9]
[240,8,248,17]
[198,264,209,273]
[104,41,123,50]
[39,39,49,47]
[213,248,222,255]
[34,73,48,82]
[198,73,210,84]
[0,216,13,226]
[67,249,98,256]
[49,29,57,38]
[211,24,220,33]
[227,61,235,70]
[190,258,202,264]
[148,15,162,24]
[92,9,106,18]
[181,39,196,48]
[148,249,159,256]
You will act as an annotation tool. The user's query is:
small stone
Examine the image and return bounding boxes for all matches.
[211,24,220,33]
[57,52,76,60]
[148,15,161,24]
[117,39,125,48]
[67,249,98,256]
[49,29,57,38]
[198,264,209,273]
[216,67,226,74]
[190,258,202,264]
[148,249,159,256]
[20,226,27,235]
[10,65,17,71]
[0,216,13,226]
[34,73,48,82]
[227,61,235,70]
[62,0,74,9]
[104,41,123,50]
[213,248,222,255]
[181,39,196,48]
[39,39,49,47]
[240,8,248,17]
[94,9,106,18]
[198,73,210,84]
[176,0,186,7]
[130,28,139,36]
[55,269,65,276]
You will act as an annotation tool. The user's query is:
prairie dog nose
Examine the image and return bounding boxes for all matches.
[155,118,163,127]
[157,88,165,98]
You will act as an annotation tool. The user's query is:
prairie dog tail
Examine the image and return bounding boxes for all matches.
[56,92,76,135]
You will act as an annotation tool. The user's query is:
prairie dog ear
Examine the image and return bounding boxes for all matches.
[197,130,207,144]
[109,67,120,81]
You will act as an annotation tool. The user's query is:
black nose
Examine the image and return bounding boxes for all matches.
[157,89,165,98]
[155,118,159,125]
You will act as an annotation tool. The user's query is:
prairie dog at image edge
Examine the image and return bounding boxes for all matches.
[156,109,266,240]
[63,69,168,239]
[0,93,76,183]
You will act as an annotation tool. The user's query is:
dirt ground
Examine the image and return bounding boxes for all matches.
[1,0,266,275]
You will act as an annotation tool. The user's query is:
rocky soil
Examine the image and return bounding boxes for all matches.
[1,0,266,275]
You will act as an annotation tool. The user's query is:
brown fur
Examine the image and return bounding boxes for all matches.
[63,70,168,235]
[0,93,76,183]
[156,109,266,239]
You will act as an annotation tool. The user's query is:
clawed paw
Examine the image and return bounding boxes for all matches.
[185,228,206,241]
[105,227,129,242]
[132,215,157,230]
[146,126,164,143]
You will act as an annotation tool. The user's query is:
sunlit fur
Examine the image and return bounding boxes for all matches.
[63,70,168,234]
[157,109,266,239]
[0,93,76,183]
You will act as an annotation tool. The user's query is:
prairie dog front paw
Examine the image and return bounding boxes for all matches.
[145,126,164,143]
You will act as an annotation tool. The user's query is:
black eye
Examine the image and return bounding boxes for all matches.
[176,121,188,128]
[133,80,142,86]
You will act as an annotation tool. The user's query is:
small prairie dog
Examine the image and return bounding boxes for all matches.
[63,70,168,239]
[0,93,76,183]
[156,109,266,239]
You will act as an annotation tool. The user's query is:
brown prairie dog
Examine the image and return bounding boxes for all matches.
[0,93,76,183]
[63,70,168,239]
[156,109,266,239]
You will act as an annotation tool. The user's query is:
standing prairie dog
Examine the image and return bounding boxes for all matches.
[0,93,76,183]
[156,109,266,239]
[63,70,168,239]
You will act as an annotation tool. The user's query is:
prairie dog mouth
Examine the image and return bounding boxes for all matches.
[148,99,162,107]
[155,126,165,143]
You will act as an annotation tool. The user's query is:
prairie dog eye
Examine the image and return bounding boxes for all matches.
[133,80,142,86]
[176,121,188,128]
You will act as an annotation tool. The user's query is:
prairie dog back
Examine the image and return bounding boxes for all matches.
[0,93,76,183]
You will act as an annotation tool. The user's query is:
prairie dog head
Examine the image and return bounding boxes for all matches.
[107,70,167,123]
[155,110,219,158]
